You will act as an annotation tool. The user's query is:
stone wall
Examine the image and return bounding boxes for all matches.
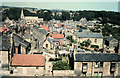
[0,51,8,68]
[53,70,75,76]
[12,66,44,76]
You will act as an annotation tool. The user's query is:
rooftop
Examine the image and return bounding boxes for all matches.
[0,26,10,32]
[40,26,50,32]
[50,34,64,39]
[106,37,117,42]
[74,32,103,38]
[75,53,120,62]
[11,54,44,66]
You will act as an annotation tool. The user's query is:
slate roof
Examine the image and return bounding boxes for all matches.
[51,39,62,42]
[23,34,31,39]
[0,36,10,51]
[75,53,120,62]
[106,37,116,42]
[47,38,56,47]
[32,26,48,47]
[12,34,30,48]
[11,54,44,66]
[34,26,48,35]
[74,32,103,38]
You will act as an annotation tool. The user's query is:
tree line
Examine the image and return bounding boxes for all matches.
[2,8,120,25]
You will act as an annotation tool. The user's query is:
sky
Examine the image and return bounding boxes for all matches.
[1,0,120,12]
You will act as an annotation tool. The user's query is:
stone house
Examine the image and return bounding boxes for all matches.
[59,38,70,46]
[12,33,31,54]
[74,32,103,48]
[0,33,31,69]
[10,54,45,76]
[0,36,10,69]
[43,38,55,50]
[105,37,118,49]
[63,25,77,33]
[74,53,120,77]
[30,26,48,49]
[49,38,70,47]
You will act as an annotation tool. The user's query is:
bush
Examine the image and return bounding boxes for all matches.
[49,57,62,61]
[52,60,70,70]
[91,45,99,48]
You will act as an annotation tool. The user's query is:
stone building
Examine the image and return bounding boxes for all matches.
[30,26,48,49]
[10,54,45,76]
[105,37,118,49]
[12,33,31,55]
[43,38,55,50]
[74,32,103,48]
[0,36,10,69]
[74,53,120,77]
[73,42,120,77]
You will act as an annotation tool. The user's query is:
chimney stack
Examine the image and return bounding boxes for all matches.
[103,45,106,53]
[118,41,120,54]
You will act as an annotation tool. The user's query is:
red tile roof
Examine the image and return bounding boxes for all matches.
[57,23,62,27]
[50,34,64,39]
[64,26,72,28]
[0,26,10,32]
[40,26,50,31]
[11,54,44,66]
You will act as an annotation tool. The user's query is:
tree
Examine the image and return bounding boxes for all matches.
[62,11,70,21]
[52,60,70,70]
[66,36,77,43]
[80,39,91,47]
[37,9,52,21]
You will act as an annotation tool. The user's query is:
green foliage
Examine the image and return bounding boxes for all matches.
[49,58,62,61]
[62,11,70,21]
[90,28,100,33]
[2,8,120,25]
[2,8,37,21]
[37,9,52,21]
[80,39,91,47]
[91,45,99,48]
[52,60,70,70]
[66,36,77,43]
[102,25,120,40]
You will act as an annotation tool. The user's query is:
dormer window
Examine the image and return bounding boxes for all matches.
[95,39,97,43]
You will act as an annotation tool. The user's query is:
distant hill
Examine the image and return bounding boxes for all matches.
[2,6,37,10]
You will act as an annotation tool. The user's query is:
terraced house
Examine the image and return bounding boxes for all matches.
[74,32,103,49]
[73,42,120,77]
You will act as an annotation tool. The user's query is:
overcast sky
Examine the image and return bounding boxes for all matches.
[1,0,120,12]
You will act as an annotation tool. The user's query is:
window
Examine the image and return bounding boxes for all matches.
[99,72,102,78]
[95,39,97,43]
[94,72,102,78]
[95,62,99,68]
[94,72,98,78]
[36,67,39,73]
[100,62,103,67]
[111,63,116,68]
[82,63,88,70]
[46,44,48,48]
